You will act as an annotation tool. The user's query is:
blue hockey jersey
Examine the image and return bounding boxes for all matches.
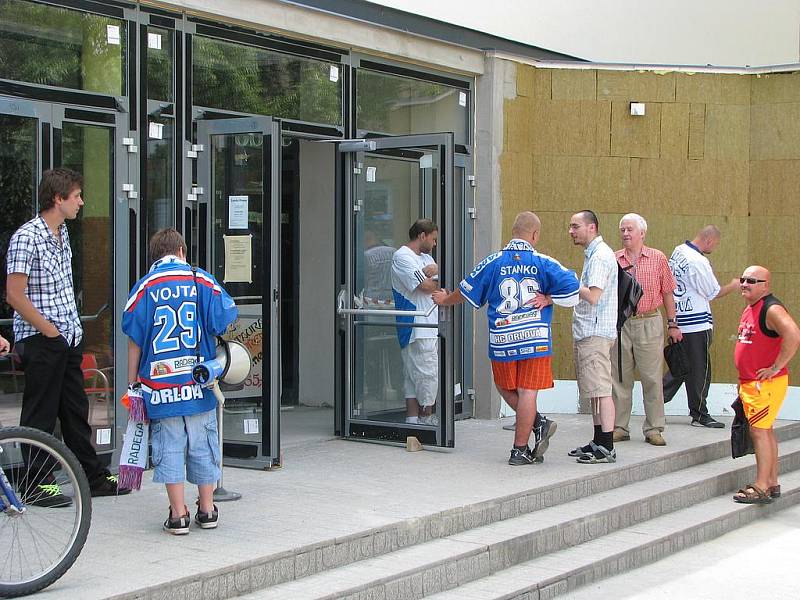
[459,240,580,361]
[122,256,238,420]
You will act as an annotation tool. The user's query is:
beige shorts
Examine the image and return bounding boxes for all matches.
[574,336,615,399]
[401,338,439,407]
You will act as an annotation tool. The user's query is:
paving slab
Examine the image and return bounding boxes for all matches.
[26,414,780,599]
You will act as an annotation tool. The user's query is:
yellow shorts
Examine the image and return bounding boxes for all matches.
[738,374,788,429]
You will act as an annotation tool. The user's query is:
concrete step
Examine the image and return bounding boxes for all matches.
[231,436,800,599]
[425,470,800,600]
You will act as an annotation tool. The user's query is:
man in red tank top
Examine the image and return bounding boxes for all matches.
[733,266,800,504]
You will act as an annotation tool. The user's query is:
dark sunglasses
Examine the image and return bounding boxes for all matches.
[739,277,767,284]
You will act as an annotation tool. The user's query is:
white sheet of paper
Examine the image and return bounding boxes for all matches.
[148,122,163,139]
[459,91,467,107]
[223,235,253,283]
[420,154,433,169]
[228,195,249,229]
[148,32,162,50]
[366,166,376,182]
[107,25,120,45]
[244,418,259,434]
[329,65,339,82]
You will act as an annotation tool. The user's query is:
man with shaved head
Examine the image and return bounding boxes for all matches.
[733,266,800,504]
[664,226,739,428]
[433,211,579,465]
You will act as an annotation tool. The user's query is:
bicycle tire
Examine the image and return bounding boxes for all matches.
[0,426,92,597]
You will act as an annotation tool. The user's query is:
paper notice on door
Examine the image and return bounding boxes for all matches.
[244,418,259,434]
[228,195,249,229]
[223,234,253,283]
[419,154,433,169]
[148,32,162,50]
[106,25,121,45]
[459,91,467,107]
[148,122,163,139]
[329,65,339,82]
[366,166,377,182]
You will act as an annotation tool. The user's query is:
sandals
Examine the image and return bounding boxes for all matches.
[733,484,772,505]
[769,485,781,498]
[576,441,617,464]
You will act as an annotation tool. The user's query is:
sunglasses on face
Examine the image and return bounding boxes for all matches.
[739,277,767,284]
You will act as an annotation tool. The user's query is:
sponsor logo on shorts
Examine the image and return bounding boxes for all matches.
[149,355,202,379]
[495,350,506,357]
[508,349,518,356]
[520,347,534,355]
[535,345,549,352]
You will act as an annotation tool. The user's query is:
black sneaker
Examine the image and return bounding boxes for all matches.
[195,502,219,529]
[508,446,535,466]
[24,482,73,508]
[164,506,191,535]
[533,415,557,459]
[691,415,725,429]
[90,473,132,497]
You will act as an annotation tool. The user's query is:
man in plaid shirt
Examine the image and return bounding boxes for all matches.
[612,213,680,447]
[6,168,129,506]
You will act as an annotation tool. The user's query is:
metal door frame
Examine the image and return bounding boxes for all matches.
[196,116,281,468]
[336,133,457,447]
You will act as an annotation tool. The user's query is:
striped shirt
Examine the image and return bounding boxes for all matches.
[615,245,676,314]
[669,241,720,333]
[573,236,618,341]
[6,216,82,345]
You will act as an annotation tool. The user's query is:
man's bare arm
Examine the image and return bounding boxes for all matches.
[127,338,142,383]
[579,285,603,306]
[757,305,800,380]
[432,288,464,307]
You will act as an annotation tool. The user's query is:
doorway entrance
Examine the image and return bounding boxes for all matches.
[0,96,130,458]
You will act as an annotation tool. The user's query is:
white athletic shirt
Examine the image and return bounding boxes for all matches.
[391,245,438,347]
[669,241,721,333]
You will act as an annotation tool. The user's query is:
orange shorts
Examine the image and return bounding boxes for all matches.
[739,374,788,429]
[491,356,554,391]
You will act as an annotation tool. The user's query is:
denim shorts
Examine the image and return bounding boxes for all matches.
[150,410,221,485]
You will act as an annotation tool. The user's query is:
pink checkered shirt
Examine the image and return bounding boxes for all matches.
[615,245,676,314]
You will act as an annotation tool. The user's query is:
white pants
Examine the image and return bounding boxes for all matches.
[401,338,439,407]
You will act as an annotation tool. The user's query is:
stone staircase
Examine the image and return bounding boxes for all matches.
[113,423,800,600]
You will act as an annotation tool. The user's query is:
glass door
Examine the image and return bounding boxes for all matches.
[337,133,458,447]
[197,116,281,469]
[0,98,128,457]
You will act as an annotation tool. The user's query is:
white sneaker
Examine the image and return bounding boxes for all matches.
[420,414,440,426]
[405,416,421,424]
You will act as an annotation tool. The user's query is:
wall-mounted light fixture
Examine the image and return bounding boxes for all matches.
[630,102,646,116]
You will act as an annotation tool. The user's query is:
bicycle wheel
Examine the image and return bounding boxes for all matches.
[0,426,91,597]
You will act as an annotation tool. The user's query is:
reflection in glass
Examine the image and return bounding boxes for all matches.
[0,114,36,427]
[147,26,173,102]
[356,70,468,145]
[193,36,342,125]
[146,117,174,240]
[0,0,125,95]
[61,122,115,447]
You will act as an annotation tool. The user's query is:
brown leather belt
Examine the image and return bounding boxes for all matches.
[629,310,659,320]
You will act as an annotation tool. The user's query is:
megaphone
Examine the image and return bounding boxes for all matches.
[192,337,252,388]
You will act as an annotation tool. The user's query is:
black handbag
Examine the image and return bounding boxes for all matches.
[663,338,690,379]
[731,397,754,459]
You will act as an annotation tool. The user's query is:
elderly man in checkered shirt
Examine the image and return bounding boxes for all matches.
[612,213,680,447]
[6,168,129,506]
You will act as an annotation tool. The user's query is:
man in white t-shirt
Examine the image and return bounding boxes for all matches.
[392,219,440,425]
[663,225,739,427]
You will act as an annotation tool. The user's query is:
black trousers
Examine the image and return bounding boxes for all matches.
[662,329,713,420]
[17,333,107,485]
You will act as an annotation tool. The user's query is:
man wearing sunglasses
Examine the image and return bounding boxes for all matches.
[732,266,800,504]
[663,226,740,428]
